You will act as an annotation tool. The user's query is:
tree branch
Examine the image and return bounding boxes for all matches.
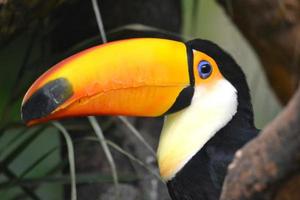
[216,1,300,199]
[217,0,300,104]
[220,85,300,200]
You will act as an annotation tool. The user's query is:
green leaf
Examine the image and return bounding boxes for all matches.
[1,126,47,166]
[0,173,137,189]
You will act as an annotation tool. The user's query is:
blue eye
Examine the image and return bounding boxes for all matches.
[198,60,212,79]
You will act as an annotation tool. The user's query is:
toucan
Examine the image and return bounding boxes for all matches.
[21,38,259,200]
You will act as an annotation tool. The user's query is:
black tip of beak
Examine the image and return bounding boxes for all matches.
[21,78,73,124]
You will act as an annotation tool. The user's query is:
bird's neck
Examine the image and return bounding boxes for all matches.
[166,110,257,200]
[163,89,257,200]
[157,79,239,181]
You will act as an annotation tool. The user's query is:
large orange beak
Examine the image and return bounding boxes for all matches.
[21,38,193,126]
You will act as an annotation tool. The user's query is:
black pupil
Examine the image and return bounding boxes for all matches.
[201,64,211,74]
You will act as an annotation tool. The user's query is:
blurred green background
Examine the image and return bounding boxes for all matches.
[0,0,281,199]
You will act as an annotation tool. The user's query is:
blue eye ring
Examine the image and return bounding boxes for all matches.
[198,60,212,79]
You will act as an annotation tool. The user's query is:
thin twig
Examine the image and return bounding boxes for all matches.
[106,140,162,181]
[52,121,77,200]
[83,136,161,181]
[88,116,119,198]
[90,0,120,197]
[107,23,187,40]
[91,0,107,43]
[118,116,156,156]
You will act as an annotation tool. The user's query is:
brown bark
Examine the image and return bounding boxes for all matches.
[216,1,300,199]
[220,85,300,200]
[217,0,300,104]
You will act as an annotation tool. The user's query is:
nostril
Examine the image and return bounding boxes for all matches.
[21,78,73,123]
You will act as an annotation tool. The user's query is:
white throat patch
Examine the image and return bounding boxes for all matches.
[157,79,238,181]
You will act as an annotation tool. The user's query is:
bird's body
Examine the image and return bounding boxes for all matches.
[163,40,259,199]
[21,38,259,200]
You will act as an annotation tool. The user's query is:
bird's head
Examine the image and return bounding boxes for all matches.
[21,38,251,181]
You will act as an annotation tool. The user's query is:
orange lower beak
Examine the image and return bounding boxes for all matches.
[21,38,193,126]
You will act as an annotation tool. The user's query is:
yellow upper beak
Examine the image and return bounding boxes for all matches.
[21,38,192,125]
